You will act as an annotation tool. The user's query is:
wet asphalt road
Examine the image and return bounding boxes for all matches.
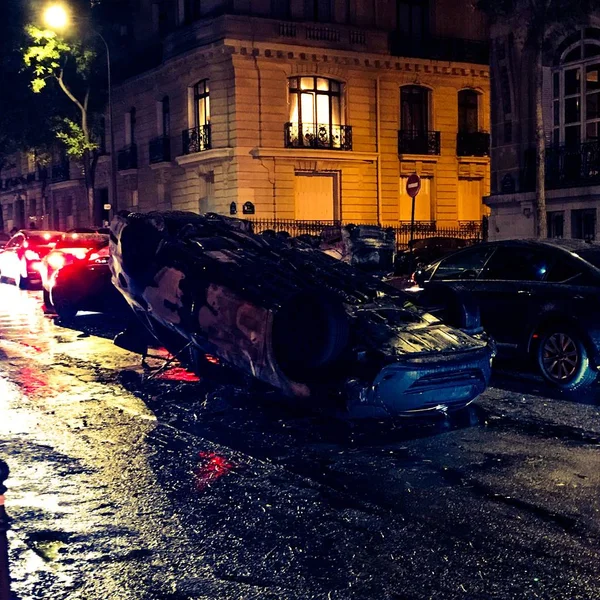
[1,284,600,600]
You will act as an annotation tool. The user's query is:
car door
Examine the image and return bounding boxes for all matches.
[469,245,552,349]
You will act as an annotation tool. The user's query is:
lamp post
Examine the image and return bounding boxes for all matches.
[43,4,118,220]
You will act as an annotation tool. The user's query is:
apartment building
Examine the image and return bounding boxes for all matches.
[1,0,491,239]
[487,15,600,240]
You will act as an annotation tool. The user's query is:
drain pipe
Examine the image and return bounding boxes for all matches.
[376,76,382,226]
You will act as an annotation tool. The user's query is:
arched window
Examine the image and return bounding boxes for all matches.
[553,30,600,147]
[286,77,350,150]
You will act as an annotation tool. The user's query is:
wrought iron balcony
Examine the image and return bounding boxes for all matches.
[149,136,171,164]
[182,125,211,155]
[390,34,489,64]
[398,130,441,155]
[522,142,600,190]
[284,122,353,151]
[51,160,70,183]
[118,144,138,171]
[457,131,490,157]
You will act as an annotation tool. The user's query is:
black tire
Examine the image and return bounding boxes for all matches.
[16,259,29,289]
[536,327,597,390]
[55,303,78,322]
[43,289,54,312]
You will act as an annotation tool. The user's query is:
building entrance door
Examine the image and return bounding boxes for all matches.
[294,172,338,221]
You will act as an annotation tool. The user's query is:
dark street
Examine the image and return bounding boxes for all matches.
[1,283,600,599]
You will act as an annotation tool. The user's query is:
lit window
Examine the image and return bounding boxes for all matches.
[553,30,600,147]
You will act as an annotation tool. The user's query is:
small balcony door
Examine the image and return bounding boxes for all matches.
[401,85,429,133]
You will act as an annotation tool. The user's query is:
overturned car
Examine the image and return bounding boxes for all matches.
[109,211,494,418]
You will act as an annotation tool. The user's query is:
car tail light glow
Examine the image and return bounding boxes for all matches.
[47,252,66,271]
[25,249,40,261]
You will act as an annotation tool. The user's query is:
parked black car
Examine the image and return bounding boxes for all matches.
[413,239,600,390]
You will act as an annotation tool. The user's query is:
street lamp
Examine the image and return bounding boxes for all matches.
[43,3,118,220]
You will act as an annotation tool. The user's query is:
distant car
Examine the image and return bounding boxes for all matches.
[44,234,127,320]
[42,232,111,308]
[0,230,63,289]
[413,239,600,390]
[394,237,470,276]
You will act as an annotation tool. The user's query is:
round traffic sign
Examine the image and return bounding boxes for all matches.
[406,173,421,198]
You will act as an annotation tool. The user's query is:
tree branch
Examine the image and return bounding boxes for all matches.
[56,69,86,117]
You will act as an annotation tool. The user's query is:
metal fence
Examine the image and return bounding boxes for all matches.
[250,219,486,250]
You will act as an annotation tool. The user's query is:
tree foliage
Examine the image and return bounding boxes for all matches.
[23,25,99,159]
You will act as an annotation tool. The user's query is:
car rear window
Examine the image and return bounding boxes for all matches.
[573,247,600,270]
[27,232,63,243]
[55,233,108,249]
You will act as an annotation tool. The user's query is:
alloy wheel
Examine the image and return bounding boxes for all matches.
[541,332,579,381]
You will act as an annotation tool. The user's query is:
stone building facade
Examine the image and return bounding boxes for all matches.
[486,15,600,241]
[1,0,491,238]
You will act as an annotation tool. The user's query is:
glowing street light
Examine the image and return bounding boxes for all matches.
[43,4,69,29]
[42,2,119,220]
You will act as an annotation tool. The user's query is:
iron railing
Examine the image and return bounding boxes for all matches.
[284,122,353,151]
[398,130,441,155]
[306,26,341,42]
[457,131,490,157]
[182,125,211,155]
[523,142,600,190]
[390,34,489,64]
[250,218,485,250]
[149,136,171,164]
[117,144,138,170]
[51,160,70,183]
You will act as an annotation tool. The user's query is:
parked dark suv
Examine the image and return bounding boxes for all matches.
[413,239,600,390]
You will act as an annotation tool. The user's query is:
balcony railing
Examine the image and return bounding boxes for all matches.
[457,131,490,157]
[284,122,353,151]
[51,160,70,183]
[522,142,600,190]
[182,125,211,155]
[390,34,489,64]
[149,136,171,164]
[117,144,138,171]
[398,130,441,155]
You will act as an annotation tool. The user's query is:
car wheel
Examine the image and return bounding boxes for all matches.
[55,303,78,322]
[16,260,28,290]
[43,290,55,313]
[536,328,597,390]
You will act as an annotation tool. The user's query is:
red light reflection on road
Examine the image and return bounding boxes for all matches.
[17,365,63,398]
[194,451,234,492]
[156,366,201,382]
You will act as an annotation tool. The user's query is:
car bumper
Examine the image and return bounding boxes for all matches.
[342,344,493,418]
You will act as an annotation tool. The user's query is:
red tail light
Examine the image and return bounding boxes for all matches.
[47,251,66,271]
[24,249,40,261]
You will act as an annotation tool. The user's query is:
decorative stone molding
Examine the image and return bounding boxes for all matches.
[399,156,439,178]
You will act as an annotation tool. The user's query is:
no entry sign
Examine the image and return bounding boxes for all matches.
[406,173,421,198]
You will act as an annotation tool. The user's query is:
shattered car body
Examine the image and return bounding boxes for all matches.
[109,211,494,418]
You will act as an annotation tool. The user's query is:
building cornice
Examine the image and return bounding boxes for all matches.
[175,147,235,167]
[250,147,377,162]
